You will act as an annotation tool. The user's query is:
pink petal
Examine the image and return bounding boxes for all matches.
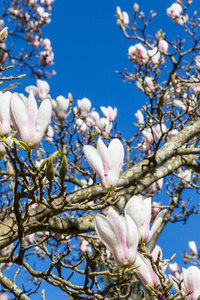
[146,210,166,244]
[107,138,124,188]
[185,266,200,299]
[33,98,52,147]
[83,145,105,185]
[125,214,139,265]
[97,138,108,182]
[94,213,125,267]
[107,208,129,260]
[10,93,30,144]
[125,196,146,240]
[27,90,37,139]
[0,91,11,136]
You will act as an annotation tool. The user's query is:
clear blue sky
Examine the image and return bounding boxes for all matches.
[4,0,200,299]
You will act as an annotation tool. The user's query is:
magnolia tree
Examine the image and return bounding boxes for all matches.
[0,0,200,299]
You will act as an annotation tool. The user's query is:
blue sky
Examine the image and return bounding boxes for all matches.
[3,0,200,299]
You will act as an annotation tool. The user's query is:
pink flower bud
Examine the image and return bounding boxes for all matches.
[83,138,124,190]
[100,106,117,122]
[75,98,91,119]
[25,79,50,100]
[25,233,35,244]
[135,110,144,125]
[122,12,129,25]
[158,40,169,53]
[142,129,153,143]
[144,76,155,93]
[41,38,52,50]
[116,6,122,19]
[152,123,167,140]
[52,95,69,121]
[189,241,198,256]
[168,262,181,280]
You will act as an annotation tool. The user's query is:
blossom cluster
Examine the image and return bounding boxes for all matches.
[95,195,166,288]
[0,0,54,69]
[73,98,117,137]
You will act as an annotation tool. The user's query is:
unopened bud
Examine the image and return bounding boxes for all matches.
[116,6,122,19]
[45,157,55,181]
[133,3,139,12]
[49,151,58,162]
[140,11,145,18]
[59,155,68,179]
[0,27,8,43]
[68,93,73,105]
[7,161,15,176]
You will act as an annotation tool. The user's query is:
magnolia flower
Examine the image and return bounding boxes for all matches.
[83,138,124,190]
[135,110,144,125]
[166,3,182,19]
[170,266,200,299]
[128,43,148,63]
[116,7,129,26]
[100,106,117,122]
[39,49,54,66]
[76,119,87,133]
[178,168,192,185]
[122,12,129,26]
[125,196,165,244]
[168,262,181,280]
[25,233,35,244]
[189,241,198,256]
[173,100,187,111]
[95,207,139,268]
[97,117,112,138]
[146,178,163,195]
[10,91,52,148]
[52,96,69,121]
[142,128,153,144]
[25,79,50,100]
[74,98,91,119]
[41,38,52,50]
[158,40,169,53]
[152,123,167,140]
[144,76,155,93]
[0,91,12,137]
[86,111,100,127]
[134,246,166,288]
